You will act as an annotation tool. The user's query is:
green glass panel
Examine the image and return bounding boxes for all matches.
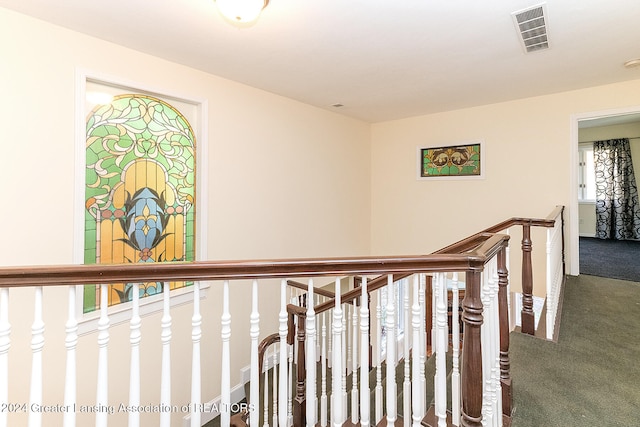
[83,93,197,313]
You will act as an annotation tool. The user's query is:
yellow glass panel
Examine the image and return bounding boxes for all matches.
[124,241,137,263]
[174,214,184,261]
[157,166,175,205]
[164,216,176,261]
[110,283,125,306]
[135,160,147,191]
[112,221,125,263]
[112,183,126,209]
[124,163,138,197]
[100,219,113,263]
[146,160,157,192]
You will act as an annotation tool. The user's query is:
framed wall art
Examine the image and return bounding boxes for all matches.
[418,140,484,180]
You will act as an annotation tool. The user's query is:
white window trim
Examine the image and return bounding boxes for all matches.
[73,68,209,331]
[578,143,596,203]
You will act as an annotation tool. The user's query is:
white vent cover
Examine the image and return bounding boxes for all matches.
[512,3,549,53]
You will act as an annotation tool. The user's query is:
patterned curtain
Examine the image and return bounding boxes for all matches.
[594,138,640,240]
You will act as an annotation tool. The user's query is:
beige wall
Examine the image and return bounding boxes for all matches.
[4,4,640,425]
[0,8,370,425]
[370,79,640,285]
[578,121,640,236]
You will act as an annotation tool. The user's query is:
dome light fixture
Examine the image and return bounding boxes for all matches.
[624,58,640,69]
[216,0,269,25]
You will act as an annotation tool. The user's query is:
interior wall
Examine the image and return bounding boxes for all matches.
[578,121,640,236]
[0,7,371,426]
[370,78,640,284]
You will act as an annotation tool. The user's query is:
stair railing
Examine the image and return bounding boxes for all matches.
[271,206,566,427]
[0,208,564,427]
[276,234,511,427]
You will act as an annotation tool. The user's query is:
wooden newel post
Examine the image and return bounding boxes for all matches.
[497,247,512,418]
[460,268,483,427]
[521,222,535,335]
[293,313,306,427]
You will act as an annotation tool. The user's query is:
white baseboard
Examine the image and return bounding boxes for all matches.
[189,351,284,427]
[182,382,246,427]
[512,292,545,330]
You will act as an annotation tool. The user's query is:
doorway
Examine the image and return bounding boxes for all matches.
[570,107,640,277]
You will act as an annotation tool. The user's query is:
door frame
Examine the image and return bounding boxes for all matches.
[569,105,640,275]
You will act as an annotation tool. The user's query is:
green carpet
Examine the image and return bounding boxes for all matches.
[510,274,640,426]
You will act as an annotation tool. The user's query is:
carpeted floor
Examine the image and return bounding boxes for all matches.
[579,237,640,282]
[510,274,640,426]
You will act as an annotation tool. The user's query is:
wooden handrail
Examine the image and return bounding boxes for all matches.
[0,253,491,288]
[434,207,562,255]
[287,280,336,299]
[257,333,280,375]
[0,208,563,289]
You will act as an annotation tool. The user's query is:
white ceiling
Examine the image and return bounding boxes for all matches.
[2,0,640,123]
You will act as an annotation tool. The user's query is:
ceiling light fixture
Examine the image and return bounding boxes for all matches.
[216,0,269,25]
[624,58,640,69]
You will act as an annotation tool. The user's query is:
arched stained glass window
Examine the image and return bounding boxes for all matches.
[84,94,196,313]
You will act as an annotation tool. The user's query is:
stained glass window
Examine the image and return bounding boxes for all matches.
[84,93,196,313]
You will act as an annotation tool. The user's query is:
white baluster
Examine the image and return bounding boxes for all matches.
[273,349,278,427]
[386,274,397,426]
[546,225,554,339]
[411,275,423,427]
[491,260,501,427]
[279,280,288,427]
[128,284,141,427]
[263,356,270,427]
[546,217,562,340]
[492,261,503,427]
[287,341,293,427]
[288,286,294,427]
[351,300,359,424]
[96,284,109,427]
[191,281,203,427]
[0,288,9,427]
[341,305,347,415]
[331,277,343,427]
[434,274,447,427]
[346,306,352,375]
[306,279,316,427]
[419,275,427,416]
[320,312,328,427]
[28,286,44,427]
[480,268,489,425]
[316,294,322,363]
[250,281,260,427]
[327,295,332,369]
[160,282,172,427]
[64,286,78,427]
[359,277,370,427]
[451,273,461,426]
[220,281,231,427]
[374,292,383,424]
[431,276,437,354]
[403,278,411,427]
[481,266,494,426]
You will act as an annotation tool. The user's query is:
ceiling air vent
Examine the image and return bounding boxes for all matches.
[512,3,549,53]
